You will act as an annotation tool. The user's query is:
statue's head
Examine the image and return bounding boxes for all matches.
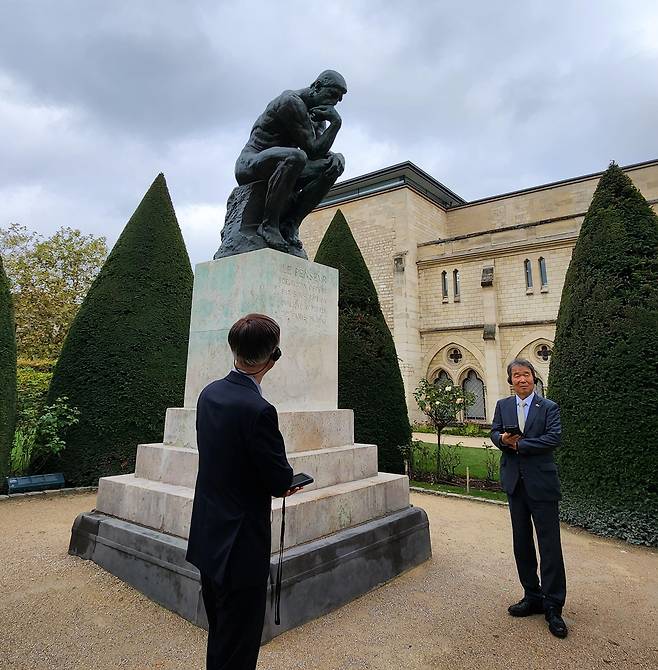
[309,70,347,106]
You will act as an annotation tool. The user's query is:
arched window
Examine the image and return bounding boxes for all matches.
[462,370,486,420]
[524,259,533,289]
[441,271,448,299]
[535,378,545,397]
[538,257,548,286]
[453,269,460,300]
[433,369,451,387]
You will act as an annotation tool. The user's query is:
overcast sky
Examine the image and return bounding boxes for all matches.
[1,1,657,266]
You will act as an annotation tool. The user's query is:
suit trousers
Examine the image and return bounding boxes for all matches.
[200,573,268,670]
[507,478,566,611]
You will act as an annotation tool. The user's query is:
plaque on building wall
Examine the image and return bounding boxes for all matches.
[481,266,494,287]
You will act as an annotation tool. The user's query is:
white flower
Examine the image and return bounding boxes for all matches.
[445,386,452,392]
[456,398,463,404]
[435,400,440,405]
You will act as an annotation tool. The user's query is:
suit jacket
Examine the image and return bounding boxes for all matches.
[186,371,293,588]
[490,394,562,501]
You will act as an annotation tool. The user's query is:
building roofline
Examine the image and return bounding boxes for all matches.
[449,157,658,209]
[317,161,467,210]
[316,157,658,213]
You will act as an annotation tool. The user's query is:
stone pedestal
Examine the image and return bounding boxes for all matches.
[70,248,431,640]
[184,250,338,410]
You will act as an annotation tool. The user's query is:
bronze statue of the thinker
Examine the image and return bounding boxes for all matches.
[214,70,347,260]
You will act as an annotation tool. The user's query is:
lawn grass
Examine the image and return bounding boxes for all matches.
[410,480,508,502]
[412,441,500,480]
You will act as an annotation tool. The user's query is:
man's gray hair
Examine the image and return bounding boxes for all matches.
[506,358,537,383]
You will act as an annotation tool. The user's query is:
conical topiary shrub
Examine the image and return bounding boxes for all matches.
[549,162,658,546]
[314,209,410,473]
[47,174,194,485]
[0,255,17,488]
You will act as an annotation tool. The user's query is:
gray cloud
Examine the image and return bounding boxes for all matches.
[1,0,657,265]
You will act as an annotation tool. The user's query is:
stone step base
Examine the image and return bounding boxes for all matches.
[135,442,378,491]
[163,407,354,453]
[96,472,410,552]
[69,506,431,642]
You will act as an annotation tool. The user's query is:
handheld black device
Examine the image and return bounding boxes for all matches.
[503,425,522,436]
[290,472,314,489]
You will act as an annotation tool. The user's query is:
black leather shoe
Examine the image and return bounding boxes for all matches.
[545,608,568,638]
[507,597,544,617]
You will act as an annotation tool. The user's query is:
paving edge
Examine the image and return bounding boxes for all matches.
[0,486,98,501]
[410,486,508,506]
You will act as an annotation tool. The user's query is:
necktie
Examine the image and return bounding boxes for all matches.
[518,401,527,433]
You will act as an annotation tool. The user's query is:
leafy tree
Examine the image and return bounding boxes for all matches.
[0,255,17,488]
[47,174,193,485]
[414,378,474,479]
[0,224,107,359]
[314,209,410,473]
[549,162,658,546]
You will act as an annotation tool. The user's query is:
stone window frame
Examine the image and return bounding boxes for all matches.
[524,258,534,294]
[538,256,549,292]
[432,368,453,386]
[459,368,487,421]
[441,271,449,302]
[452,268,460,302]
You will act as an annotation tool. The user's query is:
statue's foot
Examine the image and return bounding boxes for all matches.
[257,224,289,253]
[280,221,304,249]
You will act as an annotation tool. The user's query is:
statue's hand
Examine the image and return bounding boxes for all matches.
[310,105,341,123]
[326,153,345,179]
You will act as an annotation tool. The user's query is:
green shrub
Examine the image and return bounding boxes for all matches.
[0,255,17,488]
[314,209,410,473]
[17,363,54,423]
[549,162,658,546]
[47,174,194,485]
[10,397,79,476]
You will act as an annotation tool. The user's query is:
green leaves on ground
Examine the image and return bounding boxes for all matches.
[10,397,79,477]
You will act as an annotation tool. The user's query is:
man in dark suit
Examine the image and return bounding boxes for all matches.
[187,313,296,669]
[491,358,568,638]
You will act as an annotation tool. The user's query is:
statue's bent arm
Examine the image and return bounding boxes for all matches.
[282,94,342,161]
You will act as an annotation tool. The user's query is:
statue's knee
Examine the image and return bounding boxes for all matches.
[285,150,307,170]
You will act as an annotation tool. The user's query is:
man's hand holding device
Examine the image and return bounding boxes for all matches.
[284,472,314,497]
[502,425,522,450]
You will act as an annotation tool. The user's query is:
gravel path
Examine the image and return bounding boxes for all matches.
[1,491,656,670]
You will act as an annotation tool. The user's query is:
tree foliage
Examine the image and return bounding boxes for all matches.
[549,162,658,546]
[314,209,410,473]
[0,224,108,359]
[47,174,194,485]
[0,255,17,487]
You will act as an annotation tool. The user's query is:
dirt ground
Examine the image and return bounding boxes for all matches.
[1,491,656,670]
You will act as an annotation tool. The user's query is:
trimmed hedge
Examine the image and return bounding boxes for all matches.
[47,174,194,485]
[314,209,410,473]
[0,255,17,487]
[549,162,658,546]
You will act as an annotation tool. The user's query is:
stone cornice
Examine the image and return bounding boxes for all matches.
[417,234,578,268]
[420,319,556,336]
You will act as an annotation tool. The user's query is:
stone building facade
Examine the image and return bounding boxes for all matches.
[301,159,658,423]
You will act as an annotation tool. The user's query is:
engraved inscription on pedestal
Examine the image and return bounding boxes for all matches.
[183,249,338,412]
